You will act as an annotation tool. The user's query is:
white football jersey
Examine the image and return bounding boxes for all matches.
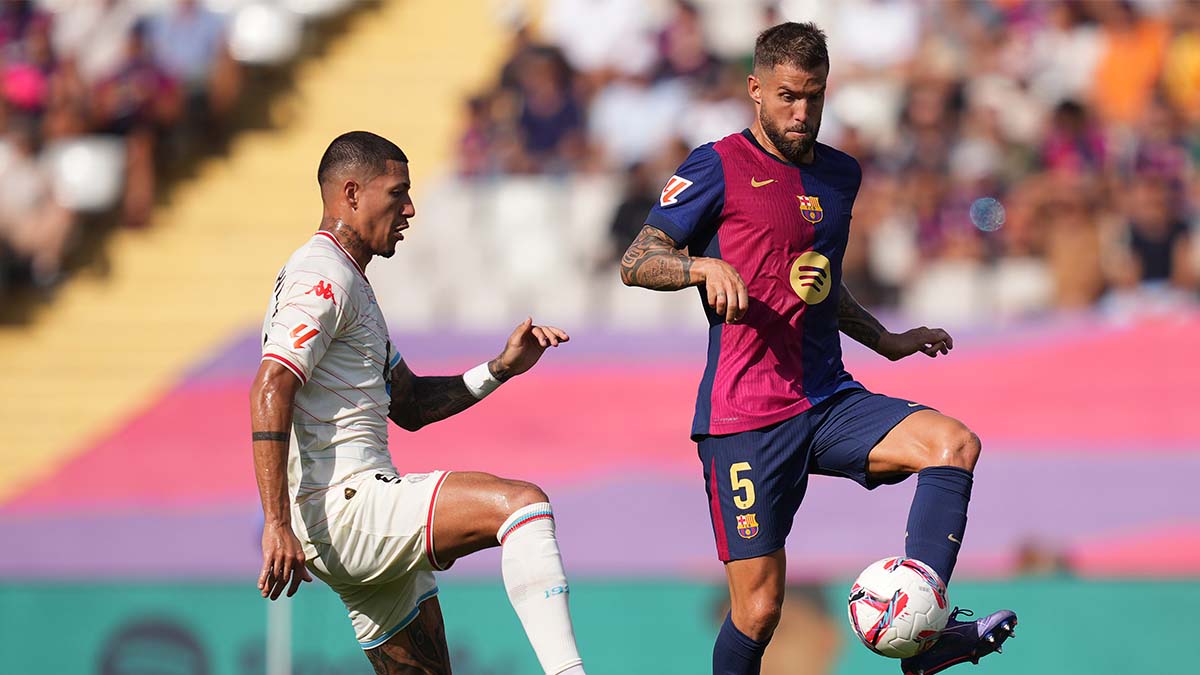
[261,231,399,502]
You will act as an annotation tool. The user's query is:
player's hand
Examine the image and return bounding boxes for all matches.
[696,258,748,323]
[490,317,569,380]
[258,523,313,600]
[877,327,954,361]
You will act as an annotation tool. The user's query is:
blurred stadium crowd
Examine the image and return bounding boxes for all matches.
[454,0,1200,323]
[4,0,1198,328]
[0,0,350,294]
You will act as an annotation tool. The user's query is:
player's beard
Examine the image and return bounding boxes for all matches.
[761,109,818,164]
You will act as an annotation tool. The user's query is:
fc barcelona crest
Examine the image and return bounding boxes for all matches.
[797,195,823,223]
[736,513,760,539]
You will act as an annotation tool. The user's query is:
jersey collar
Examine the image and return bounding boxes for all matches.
[740,128,821,167]
[314,230,367,277]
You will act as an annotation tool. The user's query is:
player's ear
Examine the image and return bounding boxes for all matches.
[748,73,762,105]
[343,179,359,210]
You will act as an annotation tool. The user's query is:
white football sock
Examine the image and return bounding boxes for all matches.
[497,502,586,675]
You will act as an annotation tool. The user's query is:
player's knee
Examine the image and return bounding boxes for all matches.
[736,593,783,642]
[928,423,980,471]
[502,480,550,512]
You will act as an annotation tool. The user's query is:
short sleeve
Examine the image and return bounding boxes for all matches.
[645,144,725,246]
[849,157,863,203]
[847,158,863,222]
[262,268,350,385]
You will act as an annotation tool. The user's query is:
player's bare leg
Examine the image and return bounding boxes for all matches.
[428,472,545,560]
[867,410,1017,674]
[868,410,979,582]
[716,550,786,674]
[431,472,586,675]
[867,410,980,476]
[366,596,452,674]
[725,550,787,641]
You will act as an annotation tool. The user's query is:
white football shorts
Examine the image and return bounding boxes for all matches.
[292,469,452,648]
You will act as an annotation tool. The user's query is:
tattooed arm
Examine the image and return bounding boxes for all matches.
[620,225,749,322]
[619,225,701,290]
[388,359,490,431]
[389,319,569,431]
[836,282,888,351]
[838,282,954,361]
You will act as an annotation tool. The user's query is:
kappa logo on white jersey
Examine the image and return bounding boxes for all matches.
[305,280,336,304]
[660,175,694,207]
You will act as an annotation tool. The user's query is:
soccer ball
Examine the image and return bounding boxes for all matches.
[847,556,950,658]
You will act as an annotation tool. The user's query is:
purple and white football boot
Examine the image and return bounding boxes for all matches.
[900,607,1018,675]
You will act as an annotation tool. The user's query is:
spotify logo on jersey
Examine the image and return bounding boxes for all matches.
[789,251,832,304]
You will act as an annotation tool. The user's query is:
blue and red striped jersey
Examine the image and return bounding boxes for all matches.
[646,129,864,437]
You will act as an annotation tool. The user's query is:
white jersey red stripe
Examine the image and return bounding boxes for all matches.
[261,232,397,502]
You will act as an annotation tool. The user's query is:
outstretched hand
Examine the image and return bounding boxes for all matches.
[877,326,954,361]
[489,318,570,380]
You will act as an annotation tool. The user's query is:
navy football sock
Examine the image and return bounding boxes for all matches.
[904,465,973,584]
[713,612,769,675]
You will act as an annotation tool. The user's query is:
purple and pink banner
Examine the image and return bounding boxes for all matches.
[2,314,1197,579]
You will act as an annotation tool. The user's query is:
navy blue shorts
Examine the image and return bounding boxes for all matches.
[697,388,930,562]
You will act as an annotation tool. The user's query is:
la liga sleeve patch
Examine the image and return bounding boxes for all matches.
[660,175,694,206]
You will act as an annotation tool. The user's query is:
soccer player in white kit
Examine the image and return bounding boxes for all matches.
[249,131,587,674]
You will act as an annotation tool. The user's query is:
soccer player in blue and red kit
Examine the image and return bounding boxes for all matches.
[620,23,1016,675]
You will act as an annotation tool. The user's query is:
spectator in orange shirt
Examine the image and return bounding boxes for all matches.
[1090,2,1169,126]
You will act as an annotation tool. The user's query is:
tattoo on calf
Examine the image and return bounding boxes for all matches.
[364,599,452,674]
[251,431,290,442]
[620,225,693,290]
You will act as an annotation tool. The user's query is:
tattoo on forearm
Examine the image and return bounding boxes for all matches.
[364,599,451,674]
[837,284,886,349]
[389,366,481,431]
[413,376,479,425]
[252,431,290,442]
[620,225,694,290]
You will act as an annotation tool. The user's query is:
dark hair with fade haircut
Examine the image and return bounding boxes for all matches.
[753,21,829,74]
[317,131,408,186]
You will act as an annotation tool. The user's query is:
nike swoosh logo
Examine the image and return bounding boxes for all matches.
[948,533,962,544]
[751,178,775,188]
[907,402,921,407]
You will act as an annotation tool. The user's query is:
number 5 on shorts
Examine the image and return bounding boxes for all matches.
[729,462,755,510]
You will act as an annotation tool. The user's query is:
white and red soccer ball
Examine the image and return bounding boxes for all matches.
[847,556,950,658]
